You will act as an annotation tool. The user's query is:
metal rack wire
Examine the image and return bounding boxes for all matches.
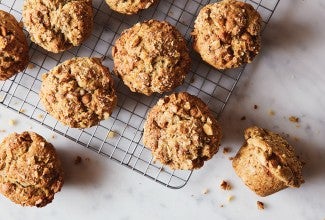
[0,0,280,189]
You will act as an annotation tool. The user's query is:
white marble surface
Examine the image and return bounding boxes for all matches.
[0,0,325,219]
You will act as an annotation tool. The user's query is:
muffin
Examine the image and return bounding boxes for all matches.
[192,0,262,69]
[232,126,304,197]
[0,131,64,207]
[0,10,29,81]
[105,0,157,15]
[22,0,93,53]
[40,57,117,128]
[112,20,191,96]
[143,92,222,170]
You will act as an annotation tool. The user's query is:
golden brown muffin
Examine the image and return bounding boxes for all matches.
[105,0,157,15]
[0,10,29,81]
[143,92,222,170]
[0,132,64,207]
[192,0,262,69]
[40,57,117,128]
[232,126,304,197]
[22,0,93,53]
[112,20,191,96]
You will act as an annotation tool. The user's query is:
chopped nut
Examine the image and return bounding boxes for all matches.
[40,142,45,147]
[223,147,231,154]
[8,119,16,126]
[74,156,82,165]
[289,116,299,123]
[240,116,246,120]
[1,26,6,36]
[257,201,264,210]
[81,94,91,104]
[103,112,110,119]
[184,102,191,110]
[202,188,209,195]
[220,180,232,190]
[79,89,86,96]
[203,123,213,136]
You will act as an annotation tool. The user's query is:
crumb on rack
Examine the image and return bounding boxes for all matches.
[190,76,195,83]
[202,188,209,195]
[269,110,275,116]
[220,180,232,190]
[19,109,26,113]
[228,157,234,161]
[0,129,6,133]
[51,134,56,139]
[254,104,258,109]
[240,116,246,120]
[107,130,117,138]
[74,156,82,165]
[257,201,265,210]
[27,63,35,69]
[223,147,231,154]
[289,116,299,123]
[37,114,44,120]
[8,119,16,126]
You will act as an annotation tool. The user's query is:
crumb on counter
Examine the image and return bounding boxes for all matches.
[289,116,299,123]
[74,156,82,165]
[85,157,90,162]
[8,119,16,126]
[227,195,234,202]
[254,104,258,109]
[268,110,275,116]
[240,116,246,120]
[223,147,231,154]
[202,188,209,195]
[220,180,232,190]
[257,201,265,210]
[220,204,224,208]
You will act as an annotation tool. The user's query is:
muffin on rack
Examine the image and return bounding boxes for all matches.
[232,126,304,197]
[22,0,93,53]
[0,131,64,207]
[143,92,222,170]
[40,57,117,128]
[105,0,158,15]
[0,10,29,81]
[112,19,191,96]
[192,0,262,69]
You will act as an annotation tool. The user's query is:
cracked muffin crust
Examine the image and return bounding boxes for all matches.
[112,20,191,96]
[143,92,222,170]
[0,132,64,207]
[0,10,29,81]
[22,0,93,53]
[105,0,157,15]
[192,0,262,69]
[232,126,304,197]
[40,57,117,128]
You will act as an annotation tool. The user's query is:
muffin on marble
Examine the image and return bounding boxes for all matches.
[0,131,64,207]
[232,126,304,197]
[143,92,222,170]
[112,19,191,96]
[0,10,29,81]
[192,0,262,69]
[40,57,117,128]
[105,0,158,15]
[22,0,93,53]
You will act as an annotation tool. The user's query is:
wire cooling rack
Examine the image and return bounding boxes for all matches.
[0,0,279,189]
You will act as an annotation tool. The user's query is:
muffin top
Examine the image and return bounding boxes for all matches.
[0,10,29,80]
[143,92,222,170]
[0,132,64,207]
[23,0,93,53]
[40,57,117,128]
[112,20,191,96]
[192,0,262,69]
[244,126,304,187]
[105,0,157,15]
